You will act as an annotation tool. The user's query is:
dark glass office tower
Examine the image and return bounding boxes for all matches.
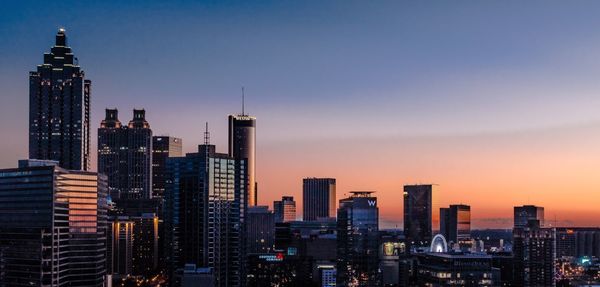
[337,191,380,287]
[440,204,471,243]
[229,114,257,206]
[303,178,336,221]
[29,28,91,171]
[0,160,107,286]
[404,184,438,247]
[164,144,248,287]
[152,136,182,198]
[98,109,153,199]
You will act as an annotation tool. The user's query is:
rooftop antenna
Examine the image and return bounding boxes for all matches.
[204,122,210,146]
[242,86,245,116]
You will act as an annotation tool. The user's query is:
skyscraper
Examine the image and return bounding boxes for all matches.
[165,143,248,287]
[513,222,556,286]
[29,28,91,171]
[98,108,153,199]
[337,191,380,286]
[514,205,544,228]
[0,160,107,286]
[274,196,296,223]
[247,206,275,254]
[404,184,438,247]
[127,109,153,199]
[152,136,182,198]
[440,204,471,244]
[229,114,257,205]
[303,178,336,221]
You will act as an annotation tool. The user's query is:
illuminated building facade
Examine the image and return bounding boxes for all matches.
[29,29,91,171]
[303,178,336,221]
[440,204,471,244]
[404,184,439,247]
[107,217,134,275]
[379,234,408,286]
[0,160,107,286]
[337,191,380,286]
[415,252,500,286]
[274,196,296,223]
[107,213,159,277]
[165,144,248,287]
[229,114,257,206]
[152,136,182,198]
[98,108,153,199]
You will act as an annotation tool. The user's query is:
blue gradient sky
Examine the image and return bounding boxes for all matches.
[3,1,600,228]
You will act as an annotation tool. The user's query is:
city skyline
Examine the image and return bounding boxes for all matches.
[4,1,600,228]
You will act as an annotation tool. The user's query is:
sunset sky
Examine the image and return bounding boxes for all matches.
[2,1,600,228]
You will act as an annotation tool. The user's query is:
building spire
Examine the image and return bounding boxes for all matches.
[242,86,245,116]
[56,27,67,46]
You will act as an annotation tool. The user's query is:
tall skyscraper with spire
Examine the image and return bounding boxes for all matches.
[229,89,257,205]
[29,28,91,170]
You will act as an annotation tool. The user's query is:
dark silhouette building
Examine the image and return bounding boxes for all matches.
[274,196,296,223]
[152,136,182,198]
[0,160,107,286]
[404,184,438,247]
[29,28,91,171]
[98,108,153,200]
[247,206,275,254]
[337,191,379,286]
[514,205,544,228]
[303,178,336,221]
[229,114,257,206]
[440,204,471,244]
[164,142,248,287]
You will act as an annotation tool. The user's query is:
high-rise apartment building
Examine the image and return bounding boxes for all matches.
[514,205,544,228]
[29,29,91,171]
[98,108,153,199]
[229,114,257,206]
[274,196,296,223]
[303,178,336,221]
[165,143,248,287]
[152,136,182,198]
[513,221,555,286]
[337,191,379,286]
[0,160,107,286]
[440,204,471,243]
[404,184,438,246]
